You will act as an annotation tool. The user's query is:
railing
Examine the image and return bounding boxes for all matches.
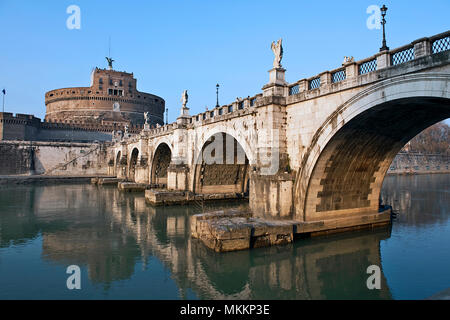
[391,45,415,66]
[358,58,377,75]
[432,35,450,54]
[331,69,346,83]
[308,77,320,90]
[289,84,300,95]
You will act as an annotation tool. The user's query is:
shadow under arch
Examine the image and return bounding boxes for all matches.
[193,132,250,195]
[128,148,139,181]
[294,74,450,221]
[115,151,121,175]
[151,142,172,186]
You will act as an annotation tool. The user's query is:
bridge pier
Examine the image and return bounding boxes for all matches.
[167,163,189,190]
[249,171,294,219]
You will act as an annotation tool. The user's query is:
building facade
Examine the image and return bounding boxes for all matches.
[45,67,165,127]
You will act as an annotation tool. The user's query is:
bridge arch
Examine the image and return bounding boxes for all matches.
[193,125,256,166]
[294,73,450,221]
[193,131,250,195]
[128,147,139,181]
[151,142,172,186]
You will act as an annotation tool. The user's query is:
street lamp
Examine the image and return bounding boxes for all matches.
[165,107,168,125]
[379,5,389,52]
[215,84,220,108]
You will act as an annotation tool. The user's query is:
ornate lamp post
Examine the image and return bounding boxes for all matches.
[379,5,389,52]
[215,84,220,108]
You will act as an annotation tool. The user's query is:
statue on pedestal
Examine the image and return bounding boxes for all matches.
[181,90,188,108]
[271,39,283,68]
[144,112,149,124]
[180,90,189,117]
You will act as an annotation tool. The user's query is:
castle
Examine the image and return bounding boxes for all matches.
[0,61,165,142]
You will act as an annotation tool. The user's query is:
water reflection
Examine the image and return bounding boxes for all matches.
[0,183,398,299]
[381,174,449,226]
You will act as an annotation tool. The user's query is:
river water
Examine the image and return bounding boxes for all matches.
[0,174,448,299]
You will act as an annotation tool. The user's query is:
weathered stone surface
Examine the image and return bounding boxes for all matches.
[0,141,110,176]
[191,209,391,252]
[118,182,146,192]
[98,178,124,185]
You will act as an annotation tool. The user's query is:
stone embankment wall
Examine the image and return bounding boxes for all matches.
[0,141,110,176]
[387,152,449,175]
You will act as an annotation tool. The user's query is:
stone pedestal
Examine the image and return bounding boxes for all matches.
[376,51,391,70]
[262,68,288,97]
[180,106,190,117]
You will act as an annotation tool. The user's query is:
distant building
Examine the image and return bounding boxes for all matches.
[45,67,165,127]
[0,63,165,142]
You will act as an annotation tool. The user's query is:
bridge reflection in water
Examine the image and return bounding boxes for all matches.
[1,174,447,299]
[0,183,404,299]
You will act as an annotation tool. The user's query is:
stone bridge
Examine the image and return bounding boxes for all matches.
[108,31,450,225]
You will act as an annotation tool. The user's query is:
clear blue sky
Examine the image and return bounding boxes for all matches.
[0,0,449,124]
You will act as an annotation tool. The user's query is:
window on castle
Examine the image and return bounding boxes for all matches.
[99,78,103,84]
[119,80,123,86]
[109,79,113,85]
[108,89,123,96]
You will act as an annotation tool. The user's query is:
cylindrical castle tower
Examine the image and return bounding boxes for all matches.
[45,66,165,127]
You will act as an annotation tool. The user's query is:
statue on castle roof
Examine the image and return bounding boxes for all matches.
[144,112,149,124]
[106,57,114,70]
[271,39,283,69]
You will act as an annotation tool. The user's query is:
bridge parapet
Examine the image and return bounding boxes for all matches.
[286,30,450,103]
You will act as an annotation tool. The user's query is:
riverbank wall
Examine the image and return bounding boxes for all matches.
[387,152,449,175]
[0,141,110,176]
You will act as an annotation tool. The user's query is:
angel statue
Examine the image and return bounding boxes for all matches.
[181,90,188,108]
[144,112,149,124]
[106,57,114,70]
[271,39,283,68]
[124,125,129,135]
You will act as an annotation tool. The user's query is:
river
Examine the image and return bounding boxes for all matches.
[0,174,448,299]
